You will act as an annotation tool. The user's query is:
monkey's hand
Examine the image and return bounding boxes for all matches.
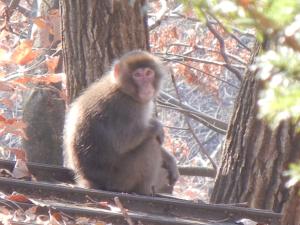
[149,119,164,145]
[161,148,180,185]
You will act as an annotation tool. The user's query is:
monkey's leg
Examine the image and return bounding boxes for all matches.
[108,138,162,195]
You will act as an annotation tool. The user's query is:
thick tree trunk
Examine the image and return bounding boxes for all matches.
[281,184,300,225]
[60,0,149,102]
[210,47,300,224]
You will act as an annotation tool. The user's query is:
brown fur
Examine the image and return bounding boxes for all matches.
[63,50,178,195]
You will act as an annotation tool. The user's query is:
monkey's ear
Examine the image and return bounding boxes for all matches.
[113,63,120,79]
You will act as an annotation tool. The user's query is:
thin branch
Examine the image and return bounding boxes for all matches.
[163,125,190,131]
[204,14,243,81]
[158,55,239,89]
[149,0,168,31]
[207,13,252,52]
[114,197,134,225]
[166,43,247,65]
[173,11,253,52]
[158,91,228,134]
[163,52,245,69]
[170,73,217,170]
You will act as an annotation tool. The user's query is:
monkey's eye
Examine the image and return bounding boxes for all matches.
[133,68,155,78]
[144,68,154,77]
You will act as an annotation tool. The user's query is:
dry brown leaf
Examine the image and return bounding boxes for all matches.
[8,148,27,161]
[33,17,54,34]
[11,40,39,65]
[6,193,32,203]
[49,211,63,225]
[46,56,60,72]
[35,73,62,84]
[0,81,14,92]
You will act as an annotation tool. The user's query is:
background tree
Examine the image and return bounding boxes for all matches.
[60,0,149,102]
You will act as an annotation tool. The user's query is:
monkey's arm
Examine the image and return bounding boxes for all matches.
[109,118,164,154]
[161,148,180,185]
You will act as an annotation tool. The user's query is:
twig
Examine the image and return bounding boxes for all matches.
[163,125,189,131]
[204,13,243,81]
[173,11,253,52]
[164,52,245,69]
[170,73,217,170]
[158,54,239,89]
[208,13,252,52]
[114,197,134,225]
[158,91,228,134]
[149,0,169,30]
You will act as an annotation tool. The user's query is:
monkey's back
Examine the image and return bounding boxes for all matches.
[63,75,153,189]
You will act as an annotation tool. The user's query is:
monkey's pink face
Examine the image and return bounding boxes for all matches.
[132,67,156,103]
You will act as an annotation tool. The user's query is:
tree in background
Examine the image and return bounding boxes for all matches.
[60,0,149,102]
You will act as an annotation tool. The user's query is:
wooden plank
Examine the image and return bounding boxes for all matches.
[0,177,281,225]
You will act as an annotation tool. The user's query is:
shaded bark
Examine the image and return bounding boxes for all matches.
[23,85,65,165]
[60,0,149,102]
[210,45,300,224]
[281,184,300,225]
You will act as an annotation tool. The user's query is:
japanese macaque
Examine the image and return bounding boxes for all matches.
[63,50,179,195]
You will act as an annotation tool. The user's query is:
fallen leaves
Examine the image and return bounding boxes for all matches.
[11,40,40,65]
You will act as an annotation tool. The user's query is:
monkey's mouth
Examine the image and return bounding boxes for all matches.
[138,86,155,103]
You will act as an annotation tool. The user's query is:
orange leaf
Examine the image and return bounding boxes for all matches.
[9,148,27,161]
[35,74,62,84]
[13,76,32,84]
[0,81,14,92]
[50,212,63,222]
[33,17,54,34]
[6,193,32,203]
[0,115,6,122]
[11,40,39,65]
[46,56,60,72]
[238,0,252,7]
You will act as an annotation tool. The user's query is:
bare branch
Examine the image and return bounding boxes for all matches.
[170,73,217,170]
[149,0,169,31]
[162,52,245,69]
[158,91,228,134]
[204,14,243,81]
[114,197,135,225]
[158,55,239,89]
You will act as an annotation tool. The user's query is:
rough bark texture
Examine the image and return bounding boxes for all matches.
[210,46,300,224]
[60,0,149,102]
[281,184,300,225]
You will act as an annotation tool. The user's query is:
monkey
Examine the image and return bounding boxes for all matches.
[63,50,179,195]
[108,124,179,194]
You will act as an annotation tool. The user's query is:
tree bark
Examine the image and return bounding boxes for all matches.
[281,184,300,225]
[210,45,300,224]
[60,0,149,102]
